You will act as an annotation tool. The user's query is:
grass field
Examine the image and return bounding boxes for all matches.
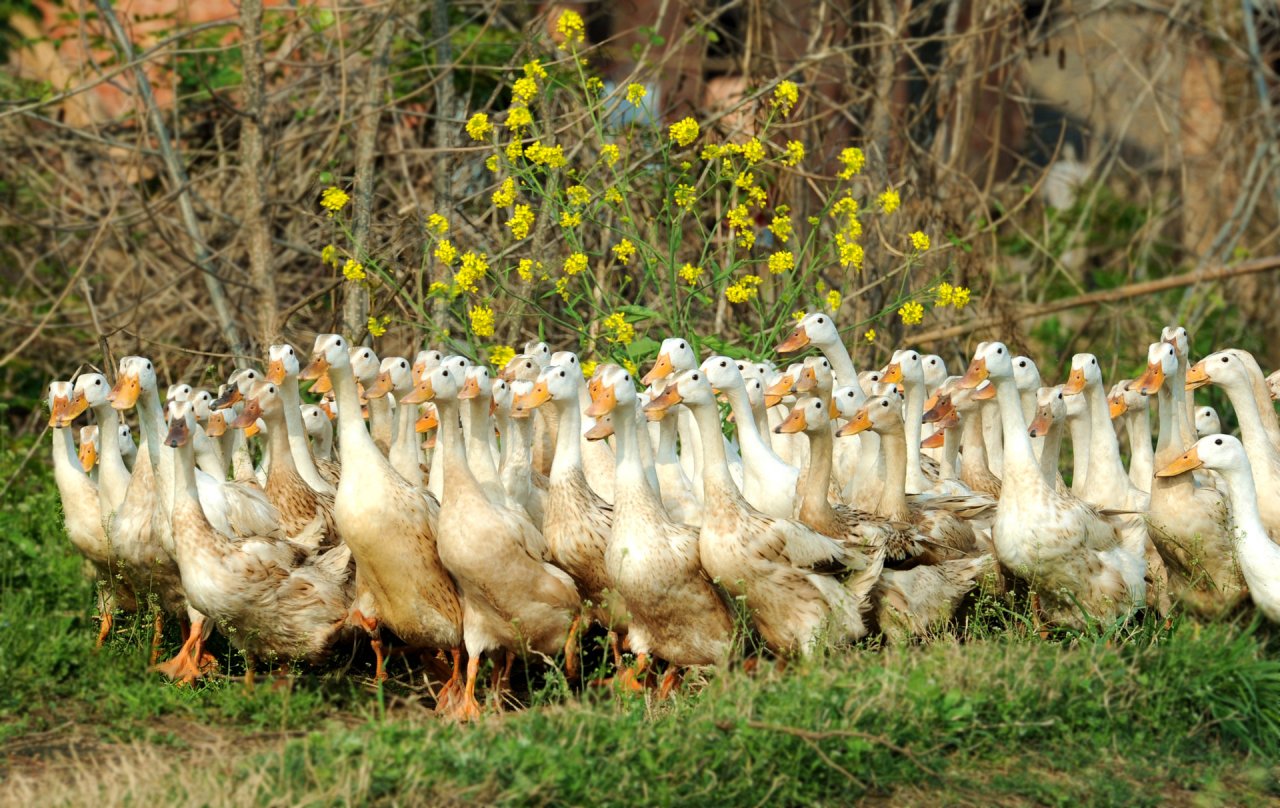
[4,446,1280,806]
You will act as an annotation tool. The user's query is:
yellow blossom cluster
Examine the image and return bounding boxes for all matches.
[772,80,799,115]
[565,185,591,206]
[725,275,763,304]
[826,289,842,311]
[559,211,582,229]
[625,83,647,107]
[864,328,876,343]
[838,147,865,179]
[767,250,794,274]
[563,253,588,275]
[506,106,533,131]
[741,138,765,164]
[602,312,635,345]
[933,282,971,308]
[601,144,621,168]
[466,113,492,141]
[492,177,517,208]
[673,184,697,210]
[367,315,391,338]
[320,186,349,216]
[426,213,449,236]
[612,239,636,265]
[668,117,699,147]
[507,205,535,240]
[898,300,924,326]
[321,244,338,267]
[580,359,598,380]
[555,9,585,45]
[768,211,792,243]
[781,140,805,167]
[454,251,489,294]
[469,304,495,337]
[525,141,566,168]
[678,262,703,285]
[910,231,930,252]
[342,259,365,282]
[489,344,516,368]
[515,258,541,282]
[434,239,459,266]
[878,188,900,214]
[604,187,623,205]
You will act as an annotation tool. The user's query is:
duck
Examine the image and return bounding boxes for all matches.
[500,380,550,529]
[586,365,732,691]
[49,380,136,646]
[955,342,1146,626]
[1185,349,1280,536]
[265,343,339,493]
[1135,342,1242,618]
[77,425,99,482]
[301,405,335,462]
[1196,406,1222,437]
[550,351,617,504]
[1107,380,1154,493]
[645,395,702,527]
[880,349,939,494]
[700,355,799,519]
[459,365,515,507]
[923,382,1002,499]
[301,334,463,696]
[647,368,881,655]
[1157,435,1280,622]
[231,380,338,546]
[517,362,626,636]
[1027,385,1069,489]
[349,345,394,457]
[405,362,579,718]
[164,398,352,676]
[366,355,423,487]
[1266,369,1280,402]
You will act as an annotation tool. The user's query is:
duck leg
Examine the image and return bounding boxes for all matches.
[95,611,114,649]
[563,616,583,681]
[453,653,484,722]
[435,647,463,715]
[615,652,649,693]
[490,650,516,711]
[153,628,199,682]
[149,613,164,666]
[657,666,684,700]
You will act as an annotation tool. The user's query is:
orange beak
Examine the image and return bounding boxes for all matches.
[62,390,90,425]
[299,356,329,382]
[458,375,482,401]
[108,374,141,410]
[1156,445,1203,477]
[1186,361,1211,390]
[266,359,287,384]
[1062,368,1086,395]
[956,358,987,390]
[880,363,903,385]
[205,411,227,438]
[1027,410,1053,438]
[78,436,98,472]
[1134,362,1164,396]
[644,384,683,414]
[164,416,191,448]
[764,374,794,408]
[415,407,439,433]
[794,366,818,394]
[213,386,241,408]
[836,407,872,437]
[1108,395,1127,419]
[513,381,551,414]
[366,371,394,400]
[641,353,674,386]
[921,394,953,424]
[230,399,263,430]
[586,384,618,418]
[401,377,435,405]
[920,429,946,449]
[776,325,809,354]
[973,381,996,401]
[584,418,614,441]
[49,395,72,428]
[774,406,807,434]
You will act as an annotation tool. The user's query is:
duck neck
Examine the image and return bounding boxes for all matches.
[656,413,679,462]
[691,399,738,498]
[51,425,86,489]
[91,403,130,510]
[1124,406,1153,482]
[280,376,331,491]
[961,407,991,479]
[800,425,837,526]
[613,403,662,513]
[264,408,298,481]
[1219,462,1268,539]
[332,363,379,465]
[876,425,910,521]
[992,375,1039,478]
[390,395,423,486]
[172,435,202,512]
[939,426,959,480]
[368,392,392,444]
[437,397,485,500]
[1066,411,1091,493]
[136,388,163,470]
[1154,383,1179,463]
[724,383,772,462]
[505,414,534,477]
[1171,357,1197,449]
[902,379,927,493]
[1220,378,1280,472]
[816,338,860,394]
[1081,382,1129,496]
[310,424,333,460]
[631,406,661,495]
[550,397,583,480]
[1038,417,1064,485]
[465,397,501,486]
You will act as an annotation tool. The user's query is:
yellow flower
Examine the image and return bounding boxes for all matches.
[878,188,900,214]
[469,304,495,337]
[341,259,365,282]
[772,80,799,115]
[952,286,971,308]
[837,146,866,179]
[742,138,765,164]
[826,289,842,311]
[601,144,620,168]
[492,177,517,208]
[621,359,638,377]
[934,282,954,308]
[523,60,548,80]
[585,76,604,94]
[485,154,500,173]
[602,312,635,345]
[506,106,533,131]
[465,113,492,141]
[565,185,591,206]
[367,315,390,338]
[434,239,459,266]
[748,187,767,208]
[725,275,763,304]
[556,9,585,45]
[781,140,805,167]
[320,244,338,267]
[910,231,930,252]
[700,144,723,160]
[559,211,582,229]
[512,77,538,105]
[580,359,599,380]
[737,231,756,250]
[604,187,623,205]
[428,281,450,297]
[489,344,516,368]
[835,233,864,269]
[454,251,489,293]
[792,310,807,322]
[735,171,756,190]
[515,258,538,282]
[726,203,752,231]
[507,205,535,240]
[426,213,449,236]
[673,184,697,210]
[767,250,794,274]
[831,196,858,219]
[898,300,924,326]
[320,186,349,215]
[768,214,792,243]
[505,139,524,161]
[625,83,647,106]
[678,262,703,285]
[668,117,700,147]
[563,252,588,275]
[525,141,565,168]
[555,276,571,301]
[612,239,636,265]
[864,328,876,344]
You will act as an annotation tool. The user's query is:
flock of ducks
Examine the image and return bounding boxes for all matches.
[45,316,1280,719]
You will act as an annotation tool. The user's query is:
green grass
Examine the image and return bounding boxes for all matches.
[4,446,1280,805]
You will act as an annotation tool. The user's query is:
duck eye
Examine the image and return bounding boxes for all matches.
[678,342,686,350]
[719,361,727,367]
[881,400,889,407]
[95,379,101,385]
[442,370,449,378]
[1215,438,1223,445]
[145,362,152,370]
[559,371,565,377]
[1221,356,1229,363]
[816,317,825,324]
[1018,360,1026,368]
[995,348,1003,354]
[692,374,699,381]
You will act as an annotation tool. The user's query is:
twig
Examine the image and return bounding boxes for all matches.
[909,255,1280,345]
[93,0,247,357]
[239,0,279,347]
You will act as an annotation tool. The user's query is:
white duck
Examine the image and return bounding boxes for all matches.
[1196,405,1223,437]
[266,343,338,493]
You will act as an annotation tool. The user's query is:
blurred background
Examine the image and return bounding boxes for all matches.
[0,0,1277,437]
